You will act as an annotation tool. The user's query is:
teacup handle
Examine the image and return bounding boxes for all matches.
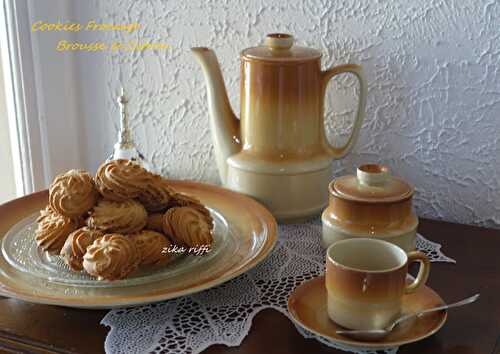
[321,64,367,159]
[405,251,431,294]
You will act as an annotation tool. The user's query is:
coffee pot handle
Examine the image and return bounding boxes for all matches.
[321,64,367,159]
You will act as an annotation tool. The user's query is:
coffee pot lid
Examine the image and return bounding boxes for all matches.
[332,164,414,203]
[241,33,321,63]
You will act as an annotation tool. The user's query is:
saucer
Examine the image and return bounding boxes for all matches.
[287,276,447,349]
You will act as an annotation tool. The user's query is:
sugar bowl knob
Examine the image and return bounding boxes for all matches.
[356,164,390,186]
[264,33,294,50]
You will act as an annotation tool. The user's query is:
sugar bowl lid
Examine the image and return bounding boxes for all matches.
[241,33,321,63]
[331,164,414,203]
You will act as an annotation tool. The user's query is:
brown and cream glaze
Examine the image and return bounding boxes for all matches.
[0,181,277,308]
[192,33,367,221]
[322,164,418,251]
[287,275,446,350]
[324,238,430,330]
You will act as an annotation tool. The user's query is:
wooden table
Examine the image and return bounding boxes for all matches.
[0,191,498,354]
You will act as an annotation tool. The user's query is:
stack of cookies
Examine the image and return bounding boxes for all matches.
[35,159,214,281]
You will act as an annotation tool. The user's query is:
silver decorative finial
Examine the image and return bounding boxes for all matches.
[117,87,132,148]
[107,88,154,171]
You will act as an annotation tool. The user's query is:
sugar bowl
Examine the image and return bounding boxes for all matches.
[321,164,417,251]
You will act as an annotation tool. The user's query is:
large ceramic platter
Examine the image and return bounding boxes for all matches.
[0,181,277,309]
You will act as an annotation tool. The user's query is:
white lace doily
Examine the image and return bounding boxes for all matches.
[102,220,455,354]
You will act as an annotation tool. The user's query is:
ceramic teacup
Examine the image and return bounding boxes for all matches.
[325,238,430,330]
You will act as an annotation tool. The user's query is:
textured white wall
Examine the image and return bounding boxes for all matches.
[0,52,17,203]
[76,0,500,227]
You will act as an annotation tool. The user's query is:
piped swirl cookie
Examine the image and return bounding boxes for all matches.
[146,213,164,233]
[87,199,147,234]
[60,227,104,271]
[163,207,213,248]
[49,170,98,218]
[35,206,78,254]
[83,234,140,281]
[37,205,56,224]
[138,176,174,212]
[95,159,152,201]
[168,192,213,227]
[130,230,172,266]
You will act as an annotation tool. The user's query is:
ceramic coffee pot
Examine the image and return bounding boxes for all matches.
[192,33,367,221]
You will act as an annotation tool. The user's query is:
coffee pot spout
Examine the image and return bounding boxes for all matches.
[191,47,240,184]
